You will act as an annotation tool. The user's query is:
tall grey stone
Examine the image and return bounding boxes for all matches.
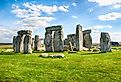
[44,31,53,52]
[53,30,64,51]
[32,38,35,49]
[83,30,92,50]
[15,35,23,53]
[100,32,111,52]
[24,35,32,54]
[34,35,41,51]
[64,38,68,45]
[20,35,25,53]
[13,36,17,52]
[76,24,83,51]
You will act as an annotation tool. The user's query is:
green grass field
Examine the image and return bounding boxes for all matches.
[0,45,121,82]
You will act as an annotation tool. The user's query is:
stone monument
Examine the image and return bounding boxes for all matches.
[76,24,83,51]
[44,25,64,52]
[100,32,111,52]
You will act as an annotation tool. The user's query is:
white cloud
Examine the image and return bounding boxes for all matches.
[72,15,77,19]
[88,0,121,6]
[58,6,69,12]
[17,16,55,27]
[92,25,112,29]
[98,12,121,21]
[72,3,77,6]
[22,2,69,14]
[113,5,121,8]
[85,25,112,31]
[0,25,16,43]
[109,32,121,42]
[12,2,69,28]
[89,8,93,12]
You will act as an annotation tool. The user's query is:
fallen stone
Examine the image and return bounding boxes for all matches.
[39,53,49,58]
[49,54,65,58]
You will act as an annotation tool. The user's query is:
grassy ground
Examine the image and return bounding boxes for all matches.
[0,46,121,82]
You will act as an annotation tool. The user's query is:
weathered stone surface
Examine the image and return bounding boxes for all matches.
[68,42,73,51]
[44,25,64,52]
[13,36,17,52]
[18,30,32,35]
[39,53,64,58]
[83,29,92,49]
[76,24,83,51]
[83,30,91,34]
[34,35,41,51]
[32,38,35,49]
[49,54,64,58]
[14,30,32,53]
[46,25,62,31]
[39,53,49,58]
[67,34,76,47]
[24,35,32,53]
[44,31,53,52]
[100,32,111,52]
[15,35,24,53]
[53,30,64,51]
[64,38,68,45]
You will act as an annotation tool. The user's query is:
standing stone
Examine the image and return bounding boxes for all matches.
[13,36,16,52]
[76,24,83,51]
[53,30,64,51]
[34,35,41,51]
[24,35,32,53]
[20,35,25,53]
[32,38,35,49]
[64,38,68,45]
[44,31,53,52]
[15,35,23,53]
[100,32,111,52]
[83,30,92,50]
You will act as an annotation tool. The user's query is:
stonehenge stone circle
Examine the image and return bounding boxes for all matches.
[12,24,112,54]
[44,25,64,52]
[100,32,111,52]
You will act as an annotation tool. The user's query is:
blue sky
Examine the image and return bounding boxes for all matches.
[0,0,121,43]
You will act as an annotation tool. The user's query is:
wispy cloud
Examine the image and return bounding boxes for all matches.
[12,2,69,28]
[113,5,121,8]
[0,25,16,43]
[72,2,77,6]
[98,12,121,21]
[91,25,112,29]
[88,0,121,6]
[72,15,77,19]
